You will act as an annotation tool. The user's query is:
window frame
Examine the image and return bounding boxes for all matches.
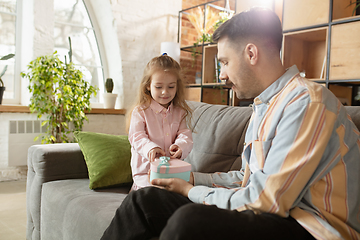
[1,0,123,108]
[0,0,21,104]
[53,0,105,100]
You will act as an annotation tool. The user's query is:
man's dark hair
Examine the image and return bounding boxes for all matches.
[212,7,283,52]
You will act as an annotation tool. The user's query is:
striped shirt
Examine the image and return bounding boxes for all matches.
[189,65,360,240]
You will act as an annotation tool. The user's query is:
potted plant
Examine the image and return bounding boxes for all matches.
[21,50,97,144]
[0,53,15,104]
[103,77,117,109]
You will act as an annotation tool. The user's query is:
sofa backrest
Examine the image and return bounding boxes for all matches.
[185,101,252,173]
[185,102,360,174]
[345,106,360,130]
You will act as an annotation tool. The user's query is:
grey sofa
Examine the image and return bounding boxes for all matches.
[26,101,360,240]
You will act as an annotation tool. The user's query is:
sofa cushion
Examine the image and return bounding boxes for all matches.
[41,179,130,240]
[74,131,133,189]
[345,106,360,131]
[185,102,253,173]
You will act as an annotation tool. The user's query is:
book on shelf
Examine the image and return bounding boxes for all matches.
[214,55,222,83]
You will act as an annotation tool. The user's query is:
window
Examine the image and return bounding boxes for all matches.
[54,0,104,101]
[0,0,17,101]
[0,0,105,104]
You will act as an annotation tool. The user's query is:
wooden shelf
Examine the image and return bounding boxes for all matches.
[328,84,353,106]
[187,83,201,87]
[202,82,226,86]
[332,0,360,22]
[0,105,31,113]
[202,45,221,84]
[281,0,360,105]
[202,87,229,105]
[283,27,328,80]
[232,96,253,107]
[283,0,329,31]
[329,21,360,80]
[185,87,201,102]
[0,105,126,115]
[86,108,126,115]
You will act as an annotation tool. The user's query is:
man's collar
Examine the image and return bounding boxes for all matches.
[255,65,299,105]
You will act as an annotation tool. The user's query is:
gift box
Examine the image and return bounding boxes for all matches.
[150,156,192,182]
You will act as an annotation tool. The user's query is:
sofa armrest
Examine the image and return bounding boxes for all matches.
[27,143,88,182]
[26,143,88,240]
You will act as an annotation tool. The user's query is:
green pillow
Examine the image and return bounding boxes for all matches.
[74,131,133,189]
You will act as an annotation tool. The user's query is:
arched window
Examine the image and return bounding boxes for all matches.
[0,0,17,101]
[54,0,104,100]
[0,0,108,104]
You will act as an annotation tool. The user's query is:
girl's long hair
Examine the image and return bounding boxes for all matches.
[126,54,193,132]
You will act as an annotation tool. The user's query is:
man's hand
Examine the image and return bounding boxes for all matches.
[169,144,182,159]
[151,177,194,197]
[148,147,165,162]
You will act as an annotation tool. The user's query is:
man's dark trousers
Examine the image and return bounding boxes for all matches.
[101,187,316,240]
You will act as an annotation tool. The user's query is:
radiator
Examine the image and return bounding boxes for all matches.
[8,120,44,166]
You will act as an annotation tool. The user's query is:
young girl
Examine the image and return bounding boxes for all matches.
[128,54,193,190]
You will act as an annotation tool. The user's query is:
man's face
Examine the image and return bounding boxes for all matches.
[217,37,261,100]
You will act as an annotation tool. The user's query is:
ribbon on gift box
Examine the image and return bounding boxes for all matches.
[157,156,170,174]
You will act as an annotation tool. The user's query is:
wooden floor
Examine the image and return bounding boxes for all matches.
[0,180,27,240]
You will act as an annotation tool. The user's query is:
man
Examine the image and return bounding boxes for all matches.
[102,8,360,240]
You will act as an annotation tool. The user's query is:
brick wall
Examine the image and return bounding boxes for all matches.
[180,0,209,84]
[179,0,231,84]
[182,0,210,9]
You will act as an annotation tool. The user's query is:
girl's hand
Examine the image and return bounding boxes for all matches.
[169,144,182,159]
[148,147,165,162]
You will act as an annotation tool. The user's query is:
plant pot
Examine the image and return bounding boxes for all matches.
[103,92,117,109]
[0,86,5,105]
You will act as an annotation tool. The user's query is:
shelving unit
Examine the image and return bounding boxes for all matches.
[329,20,360,81]
[283,27,328,81]
[179,0,282,106]
[180,0,360,106]
[282,0,360,106]
[178,0,236,105]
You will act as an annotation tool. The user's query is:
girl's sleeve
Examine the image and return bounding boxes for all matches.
[173,113,193,159]
[129,109,160,159]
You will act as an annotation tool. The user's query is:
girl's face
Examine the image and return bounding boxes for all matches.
[148,70,177,108]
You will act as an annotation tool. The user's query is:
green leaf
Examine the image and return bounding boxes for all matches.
[0,53,15,60]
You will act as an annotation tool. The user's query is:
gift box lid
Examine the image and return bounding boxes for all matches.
[150,156,192,174]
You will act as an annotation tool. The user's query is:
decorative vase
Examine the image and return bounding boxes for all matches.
[0,86,5,105]
[103,92,117,109]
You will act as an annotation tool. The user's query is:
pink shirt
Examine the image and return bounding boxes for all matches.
[128,100,193,190]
